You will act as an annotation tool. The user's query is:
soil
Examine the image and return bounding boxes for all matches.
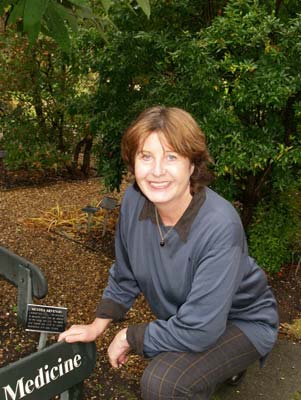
[0,172,301,399]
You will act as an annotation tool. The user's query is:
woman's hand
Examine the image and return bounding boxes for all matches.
[58,324,99,343]
[58,318,112,343]
[107,328,130,368]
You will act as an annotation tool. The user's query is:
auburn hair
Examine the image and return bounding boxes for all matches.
[121,106,213,193]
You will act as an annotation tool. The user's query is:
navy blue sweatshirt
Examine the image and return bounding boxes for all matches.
[97,185,278,358]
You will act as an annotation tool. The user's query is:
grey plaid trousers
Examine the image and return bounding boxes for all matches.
[140,324,260,399]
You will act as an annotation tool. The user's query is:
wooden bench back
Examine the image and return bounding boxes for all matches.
[0,341,96,400]
[0,246,48,325]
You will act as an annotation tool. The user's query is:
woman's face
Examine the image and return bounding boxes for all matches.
[134,132,194,209]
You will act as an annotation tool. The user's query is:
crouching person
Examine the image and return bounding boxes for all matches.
[59,106,278,399]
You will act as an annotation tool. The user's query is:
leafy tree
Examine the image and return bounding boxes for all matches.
[92,0,301,272]
[0,25,102,174]
[262,0,301,20]
[1,0,300,271]
[0,0,150,175]
[190,0,301,226]
[0,0,150,52]
[0,0,98,53]
[93,0,225,189]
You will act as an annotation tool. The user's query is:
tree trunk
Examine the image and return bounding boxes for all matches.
[30,50,47,135]
[73,138,85,172]
[53,110,65,151]
[275,0,283,17]
[240,163,273,228]
[0,15,6,33]
[240,174,259,228]
[282,93,301,146]
[33,94,47,135]
[72,134,93,176]
[81,135,93,176]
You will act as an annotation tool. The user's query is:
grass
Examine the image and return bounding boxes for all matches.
[282,319,301,340]
[291,392,301,400]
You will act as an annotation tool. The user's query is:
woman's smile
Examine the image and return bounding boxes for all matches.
[148,180,171,189]
[134,131,194,216]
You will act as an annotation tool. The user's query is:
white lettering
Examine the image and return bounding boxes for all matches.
[73,354,82,368]
[64,359,74,373]
[2,353,83,400]
[34,368,45,389]
[58,358,64,377]
[49,366,59,381]
[3,378,26,400]
[44,365,50,384]
[24,380,34,395]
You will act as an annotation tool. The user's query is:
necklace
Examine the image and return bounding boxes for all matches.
[154,207,174,247]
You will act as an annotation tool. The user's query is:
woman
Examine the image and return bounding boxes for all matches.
[59,106,278,399]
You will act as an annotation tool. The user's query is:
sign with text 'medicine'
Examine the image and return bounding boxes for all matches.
[0,341,97,400]
[26,304,67,334]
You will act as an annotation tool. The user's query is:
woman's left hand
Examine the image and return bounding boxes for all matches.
[107,328,130,368]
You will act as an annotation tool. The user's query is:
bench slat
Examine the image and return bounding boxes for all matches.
[0,341,97,400]
[0,246,48,299]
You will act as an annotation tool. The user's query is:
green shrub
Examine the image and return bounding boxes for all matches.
[2,118,70,172]
[248,183,301,273]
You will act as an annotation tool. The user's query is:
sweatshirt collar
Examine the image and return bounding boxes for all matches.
[138,188,206,242]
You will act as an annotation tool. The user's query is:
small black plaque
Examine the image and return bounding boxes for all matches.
[26,304,67,333]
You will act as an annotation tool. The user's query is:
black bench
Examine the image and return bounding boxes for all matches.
[0,247,97,399]
[0,246,48,326]
[0,341,96,400]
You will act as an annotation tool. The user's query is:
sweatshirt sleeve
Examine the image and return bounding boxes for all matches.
[138,223,245,358]
[96,206,141,320]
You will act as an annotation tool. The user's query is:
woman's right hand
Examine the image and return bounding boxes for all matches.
[58,324,99,343]
[58,318,112,343]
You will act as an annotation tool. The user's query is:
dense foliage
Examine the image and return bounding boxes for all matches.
[0,0,150,176]
[1,0,300,272]
[0,0,150,52]
[0,29,99,174]
[93,0,301,272]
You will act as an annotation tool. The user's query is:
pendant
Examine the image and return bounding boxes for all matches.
[160,240,165,247]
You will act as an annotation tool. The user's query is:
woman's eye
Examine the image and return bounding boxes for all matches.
[141,153,151,161]
[167,154,177,161]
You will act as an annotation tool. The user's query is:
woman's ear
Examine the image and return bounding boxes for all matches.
[190,163,195,176]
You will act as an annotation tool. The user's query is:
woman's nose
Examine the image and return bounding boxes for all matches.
[152,158,165,176]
